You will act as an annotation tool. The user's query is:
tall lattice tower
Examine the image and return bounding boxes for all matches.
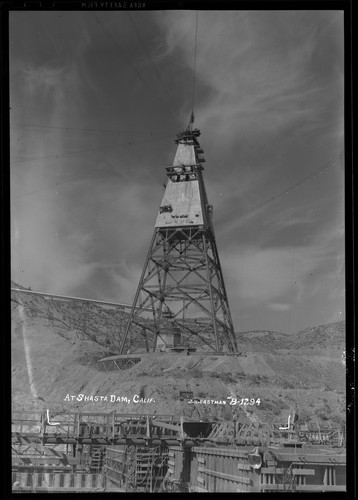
[119,126,238,354]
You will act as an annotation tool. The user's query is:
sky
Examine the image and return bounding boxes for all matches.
[10,8,345,334]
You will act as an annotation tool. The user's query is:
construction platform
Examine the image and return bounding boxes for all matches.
[95,350,246,371]
[12,410,346,493]
[12,410,345,448]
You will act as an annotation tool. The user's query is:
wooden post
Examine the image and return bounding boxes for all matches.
[75,472,82,489]
[63,473,71,488]
[85,473,92,488]
[252,468,261,492]
[53,473,61,487]
[43,470,50,488]
[32,472,39,488]
[147,415,150,439]
[96,473,104,489]
[19,472,27,487]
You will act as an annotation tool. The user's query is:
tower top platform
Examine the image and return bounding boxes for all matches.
[155,127,211,229]
[175,127,201,142]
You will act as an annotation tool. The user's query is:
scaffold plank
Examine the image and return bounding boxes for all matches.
[261,484,346,491]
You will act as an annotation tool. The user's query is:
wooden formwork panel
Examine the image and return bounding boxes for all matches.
[105,447,126,488]
[105,445,168,492]
[168,446,260,493]
[12,471,104,490]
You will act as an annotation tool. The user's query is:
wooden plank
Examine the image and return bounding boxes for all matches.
[261,467,315,476]
[261,484,346,491]
[13,457,65,465]
[204,469,251,485]
[12,486,123,492]
[237,463,251,471]
[271,452,346,464]
[151,421,181,432]
[193,486,208,492]
[13,465,74,472]
[192,447,248,458]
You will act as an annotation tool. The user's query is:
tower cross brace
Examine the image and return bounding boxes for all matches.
[119,127,238,354]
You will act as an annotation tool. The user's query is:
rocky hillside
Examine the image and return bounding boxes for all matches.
[11,283,346,427]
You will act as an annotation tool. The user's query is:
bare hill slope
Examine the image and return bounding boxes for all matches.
[11,287,346,426]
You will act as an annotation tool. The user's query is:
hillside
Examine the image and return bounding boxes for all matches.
[11,284,346,426]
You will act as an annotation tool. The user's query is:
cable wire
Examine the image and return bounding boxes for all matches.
[191,11,199,121]
[93,14,178,123]
[236,153,343,221]
[11,134,173,165]
[10,123,172,135]
[126,12,182,123]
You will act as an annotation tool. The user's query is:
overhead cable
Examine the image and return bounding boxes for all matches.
[237,154,343,220]
[11,134,173,165]
[191,11,199,120]
[10,123,172,135]
[93,14,178,123]
[126,12,181,122]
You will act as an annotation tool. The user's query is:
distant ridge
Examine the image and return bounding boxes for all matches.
[236,322,345,352]
[291,321,345,350]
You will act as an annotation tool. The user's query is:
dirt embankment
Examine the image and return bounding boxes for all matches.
[11,288,346,426]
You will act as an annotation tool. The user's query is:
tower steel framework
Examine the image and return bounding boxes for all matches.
[119,127,238,353]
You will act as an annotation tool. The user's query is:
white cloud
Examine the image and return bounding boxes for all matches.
[155,11,337,138]
[221,223,343,311]
[268,303,292,312]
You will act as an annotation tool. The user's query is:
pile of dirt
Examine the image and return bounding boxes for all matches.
[11,285,346,426]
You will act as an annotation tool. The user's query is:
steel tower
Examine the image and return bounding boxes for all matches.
[119,126,238,354]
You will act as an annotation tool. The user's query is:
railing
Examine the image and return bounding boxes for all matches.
[12,411,346,448]
[12,470,106,492]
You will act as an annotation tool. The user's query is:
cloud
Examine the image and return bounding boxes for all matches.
[11,195,97,294]
[155,11,342,137]
[222,246,303,306]
[268,303,292,312]
[22,66,64,95]
[222,223,343,310]
[104,260,144,304]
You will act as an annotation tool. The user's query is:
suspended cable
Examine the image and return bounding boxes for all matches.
[10,123,172,135]
[190,11,199,123]
[126,12,182,123]
[237,153,343,221]
[11,170,103,201]
[220,153,343,236]
[93,14,178,123]
[10,134,173,165]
